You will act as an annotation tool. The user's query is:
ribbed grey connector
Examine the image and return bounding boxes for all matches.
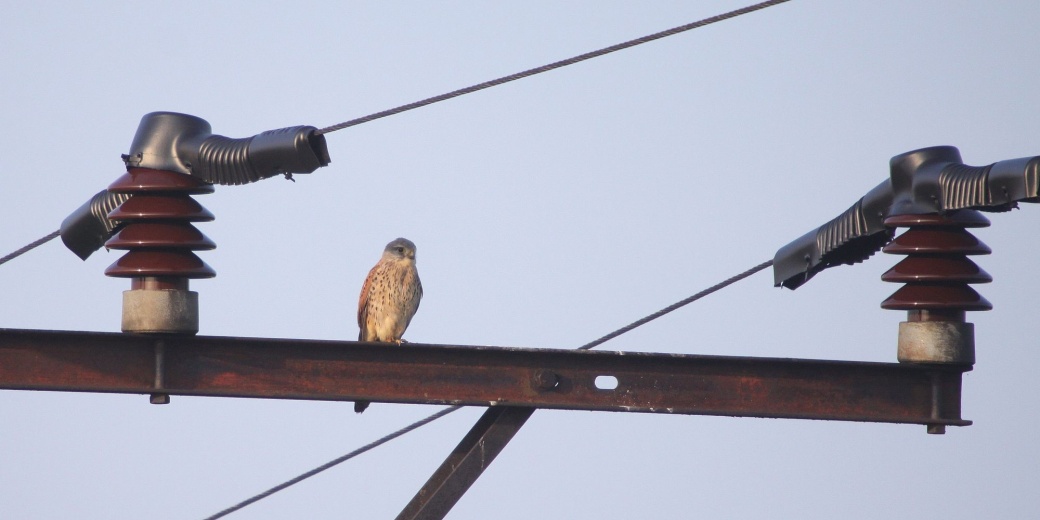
[773,146,1040,289]
[772,181,894,289]
[988,156,1040,206]
[123,111,331,185]
[60,111,334,260]
[60,190,132,260]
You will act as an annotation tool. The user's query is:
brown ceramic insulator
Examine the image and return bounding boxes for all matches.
[108,168,216,195]
[881,210,991,320]
[883,211,991,229]
[107,195,215,222]
[103,168,216,282]
[105,250,215,278]
[106,223,216,250]
[882,228,991,256]
[881,256,992,284]
[881,284,992,311]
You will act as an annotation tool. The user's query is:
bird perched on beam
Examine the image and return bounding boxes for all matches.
[355,237,423,413]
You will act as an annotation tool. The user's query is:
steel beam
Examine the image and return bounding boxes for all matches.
[0,328,970,427]
[396,406,535,520]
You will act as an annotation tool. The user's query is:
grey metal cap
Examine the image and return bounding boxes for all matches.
[61,111,334,260]
[772,179,894,289]
[123,111,331,185]
[773,146,1040,289]
[60,190,131,260]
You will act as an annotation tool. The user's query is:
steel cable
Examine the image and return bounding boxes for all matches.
[202,405,462,520]
[203,1,792,514]
[0,230,60,268]
[578,259,773,350]
[4,1,789,516]
[1,1,791,272]
[202,258,772,519]
[0,2,789,517]
[314,0,792,135]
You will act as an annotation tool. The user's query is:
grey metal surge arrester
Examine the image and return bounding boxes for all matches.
[60,111,331,260]
[773,146,1040,289]
[58,112,330,337]
[773,145,1040,367]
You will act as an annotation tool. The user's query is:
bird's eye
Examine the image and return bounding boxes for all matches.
[395,247,404,254]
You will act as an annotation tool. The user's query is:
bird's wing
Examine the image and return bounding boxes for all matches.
[357,265,377,339]
[413,276,423,313]
[400,272,422,334]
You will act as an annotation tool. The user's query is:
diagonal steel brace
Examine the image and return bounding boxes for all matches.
[396,406,534,520]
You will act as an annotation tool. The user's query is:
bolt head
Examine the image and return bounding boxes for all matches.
[534,370,560,390]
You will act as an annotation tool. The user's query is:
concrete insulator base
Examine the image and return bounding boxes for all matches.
[121,289,199,334]
[897,321,975,365]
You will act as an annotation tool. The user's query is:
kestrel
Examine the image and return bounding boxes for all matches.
[354,237,423,413]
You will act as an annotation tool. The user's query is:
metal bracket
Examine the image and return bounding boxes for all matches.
[150,340,169,405]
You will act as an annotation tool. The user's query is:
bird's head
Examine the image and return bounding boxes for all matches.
[383,237,417,261]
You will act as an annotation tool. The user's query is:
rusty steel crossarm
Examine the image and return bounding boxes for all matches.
[0,328,970,426]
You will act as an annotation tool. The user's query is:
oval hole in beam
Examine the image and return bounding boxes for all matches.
[594,375,619,390]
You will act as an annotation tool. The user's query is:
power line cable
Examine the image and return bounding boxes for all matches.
[202,405,462,520]
[0,0,788,514]
[203,258,773,519]
[578,259,773,350]
[0,230,60,268]
[9,1,787,515]
[314,0,792,135]
[0,1,791,271]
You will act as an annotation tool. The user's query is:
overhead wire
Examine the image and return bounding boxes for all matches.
[0,230,59,268]
[201,405,462,520]
[198,0,793,516]
[577,259,773,350]
[202,258,773,519]
[0,1,791,270]
[314,0,792,135]
[0,1,791,517]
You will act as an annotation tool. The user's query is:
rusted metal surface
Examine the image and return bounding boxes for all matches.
[0,328,970,426]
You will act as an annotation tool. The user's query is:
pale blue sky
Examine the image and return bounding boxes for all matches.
[2,2,1039,518]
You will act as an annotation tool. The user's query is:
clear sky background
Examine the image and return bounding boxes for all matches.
[1,1,1038,518]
